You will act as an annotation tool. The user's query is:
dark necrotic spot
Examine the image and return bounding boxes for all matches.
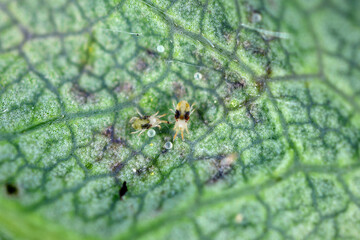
[135,58,148,71]
[184,111,190,121]
[173,82,186,98]
[135,167,148,176]
[255,80,266,94]
[119,181,128,200]
[71,84,93,104]
[5,183,18,196]
[175,110,180,119]
[104,126,126,146]
[114,82,133,93]
[114,137,125,145]
[111,161,125,173]
[208,171,225,184]
[146,49,157,57]
[105,126,113,137]
[252,47,266,56]
[266,64,272,76]
[231,81,245,90]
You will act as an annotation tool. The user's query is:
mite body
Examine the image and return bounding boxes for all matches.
[130,110,169,136]
[171,100,195,140]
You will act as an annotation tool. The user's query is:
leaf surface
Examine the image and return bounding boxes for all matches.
[0,0,360,239]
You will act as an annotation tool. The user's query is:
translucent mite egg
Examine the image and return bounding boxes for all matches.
[147,129,156,137]
[251,12,262,23]
[157,45,165,53]
[194,72,202,80]
[164,141,173,150]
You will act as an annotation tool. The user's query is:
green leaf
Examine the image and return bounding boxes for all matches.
[1,0,360,239]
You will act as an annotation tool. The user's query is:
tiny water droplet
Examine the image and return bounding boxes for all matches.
[194,72,202,80]
[164,141,173,150]
[157,45,165,53]
[147,129,156,137]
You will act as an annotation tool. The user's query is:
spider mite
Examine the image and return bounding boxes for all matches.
[170,100,195,141]
[130,109,169,136]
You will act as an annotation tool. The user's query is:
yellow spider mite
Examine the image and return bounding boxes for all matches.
[170,100,195,140]
[130,109,169,136]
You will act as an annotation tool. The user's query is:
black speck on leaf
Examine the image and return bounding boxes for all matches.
[119,181,128,200]
[5,183,18,196]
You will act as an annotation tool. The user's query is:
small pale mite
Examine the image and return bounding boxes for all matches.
[130,109,169,136]
[170,100,195,141]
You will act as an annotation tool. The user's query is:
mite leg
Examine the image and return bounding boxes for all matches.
[185,124,189,134]
[170,102,177,114]
[160,120,170,124]
[129,117,138,123]
[181,128,184,140]
[138,129,146,136]
[190,103,196,115]
[173,128,179,140]
[152,111,159,118]
[136,109,143,117]
[131,130,141,134]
